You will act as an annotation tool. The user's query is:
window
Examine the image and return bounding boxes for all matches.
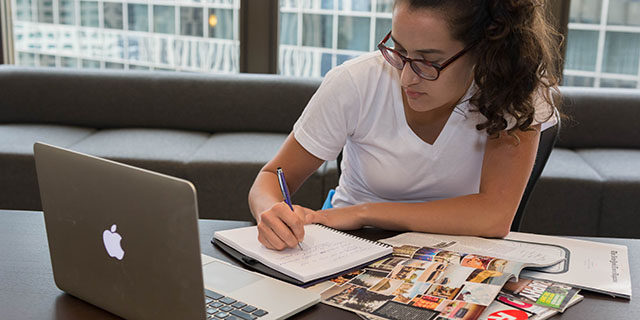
[11,0,637,84]
[10,0,240,73]
[564,0,640,88]
[279,0,394,77]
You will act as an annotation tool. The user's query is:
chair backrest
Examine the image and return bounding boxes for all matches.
[511,112,561,231]
[335,111,561,232]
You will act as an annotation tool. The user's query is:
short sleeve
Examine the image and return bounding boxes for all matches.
[293,66,361,161]
[505,86,558,132]
[532,87,558,131]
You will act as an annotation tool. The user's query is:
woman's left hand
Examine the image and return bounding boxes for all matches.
[304,207,364,230]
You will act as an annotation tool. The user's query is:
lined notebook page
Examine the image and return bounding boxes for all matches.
[214,224,391,283]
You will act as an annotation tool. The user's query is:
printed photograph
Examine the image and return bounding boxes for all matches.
[413,247,442,261]
[368,257,407,272]
[342,287,395,313]
[460,254,493,269]
[455,282,502,306]
[403,282,433,302]
[465,269,511,285]
[436,265,475,287]
[437,300,486,320]
[369,278,405,296]
[402,258,432,268]
[390,282,415,303]
[393,245,421,258]
[416,262,447,283]
[487,258,509,272]
[373,300,440,320]
[389,265,422,282]
[426,284,463,300]
[330,269,364,285]
[502,278,532,293]
[436,300,464,315]
[348,269,390,288]
[321,284,359,303]
[434,250,464,264]
[409,294,445,310]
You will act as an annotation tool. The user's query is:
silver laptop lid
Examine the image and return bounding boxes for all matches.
[34,142,207,320]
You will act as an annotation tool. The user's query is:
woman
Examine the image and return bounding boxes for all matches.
[249,0,561,250]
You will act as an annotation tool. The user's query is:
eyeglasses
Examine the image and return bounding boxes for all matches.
[377,31,475,81]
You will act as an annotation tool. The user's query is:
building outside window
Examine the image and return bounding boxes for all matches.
[11,0,241,73]
[279,0,393,77]
[7,0,640,86]
[564,0,640,88]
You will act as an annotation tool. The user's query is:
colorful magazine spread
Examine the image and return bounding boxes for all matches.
[320,244,560,320]
[355,289,584,320]
[501,277,580,312]
[479,286,583,320]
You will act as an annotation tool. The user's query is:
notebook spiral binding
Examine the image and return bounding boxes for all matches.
[313,224,393,248]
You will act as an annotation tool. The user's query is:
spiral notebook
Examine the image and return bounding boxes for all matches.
[212,224,392,286]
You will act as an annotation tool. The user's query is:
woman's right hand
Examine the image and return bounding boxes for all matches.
[257,202,311,250]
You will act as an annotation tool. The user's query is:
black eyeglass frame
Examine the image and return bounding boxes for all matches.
[377,30,476,81]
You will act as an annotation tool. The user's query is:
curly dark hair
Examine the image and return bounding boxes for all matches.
[395,0,562,137]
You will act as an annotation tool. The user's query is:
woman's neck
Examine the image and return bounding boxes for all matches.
[402,92,456,145]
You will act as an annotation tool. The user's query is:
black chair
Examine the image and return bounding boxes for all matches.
[510,112,561,231]
[334,112,561,232]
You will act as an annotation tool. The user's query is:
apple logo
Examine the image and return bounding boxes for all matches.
[103,224,125,260]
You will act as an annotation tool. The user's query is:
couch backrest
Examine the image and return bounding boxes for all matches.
[557,87,640,149]
[0,66,322,133]
[3,66,638,147]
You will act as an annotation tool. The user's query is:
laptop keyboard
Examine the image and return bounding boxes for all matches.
[205,289,269,320]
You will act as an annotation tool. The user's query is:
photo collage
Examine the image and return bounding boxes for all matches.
[320,245,521,320]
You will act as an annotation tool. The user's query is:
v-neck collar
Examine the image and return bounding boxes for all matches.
[392,81,477,158]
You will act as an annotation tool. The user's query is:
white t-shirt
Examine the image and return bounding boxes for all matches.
[293,51,555,208]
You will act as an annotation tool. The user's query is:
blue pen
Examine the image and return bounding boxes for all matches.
[276,167,303,250]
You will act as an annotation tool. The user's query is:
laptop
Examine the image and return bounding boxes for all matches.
[33,142,320,320]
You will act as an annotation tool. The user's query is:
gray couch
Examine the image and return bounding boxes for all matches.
[1,66,638,238]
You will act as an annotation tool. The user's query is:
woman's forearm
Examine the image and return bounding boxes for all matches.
[248,171,285,222]
[352,193,518,237]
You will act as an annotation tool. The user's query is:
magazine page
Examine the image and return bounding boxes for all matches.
[357,293,584,320]
[477,301,532,320]
[320,250,518,320]
[479,291,584,320]
[506,232,632,299]
[529,294,583,320]
[500,277,580,312]
[495,292,555,315]
[379,233,564,266]
[391,244,552,279]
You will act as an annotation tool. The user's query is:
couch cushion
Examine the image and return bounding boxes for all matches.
[185,133,325,221]
[69,128,210,178]
[0,124,95,210]
[577,149,640,237]
[558,87,640,149]
[520,148,602,236]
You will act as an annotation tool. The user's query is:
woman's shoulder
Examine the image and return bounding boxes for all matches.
[323,51,397,101]
[340,51,385,70]
[327,51,391,83]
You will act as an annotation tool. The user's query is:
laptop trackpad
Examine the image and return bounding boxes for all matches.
[202,260,263,293]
